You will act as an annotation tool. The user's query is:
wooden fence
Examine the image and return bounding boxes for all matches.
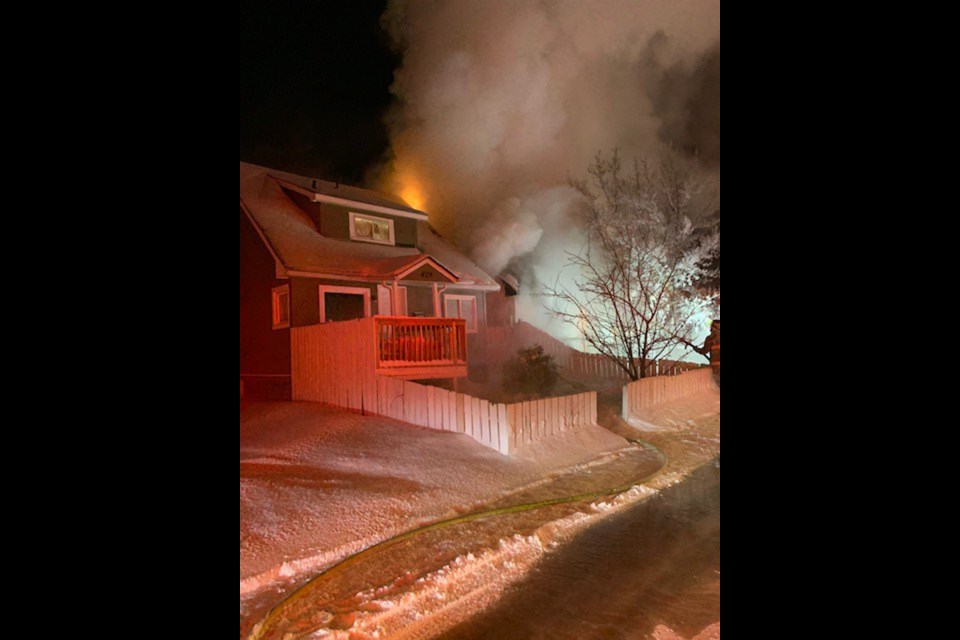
[568,351,705,380]
[505,392,596,451]
[369,378,596,455]
[668,359,703,374]
[291,318,378,411]
[622,367,716,419]
[568,353,631,380]
[372,376,511,453]
[292,319,599,455]
[482,322,702,381]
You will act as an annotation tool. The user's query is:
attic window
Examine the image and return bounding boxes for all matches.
[349,212,395,246]
[272,285,290,329]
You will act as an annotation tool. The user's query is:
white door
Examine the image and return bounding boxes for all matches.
[377,285,408,316]
[377,285,391,315]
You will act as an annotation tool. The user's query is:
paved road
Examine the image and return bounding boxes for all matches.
[441,459,721,640]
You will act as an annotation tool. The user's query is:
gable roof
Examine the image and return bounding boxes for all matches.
[395,255,459,283]
[240,162,498,289]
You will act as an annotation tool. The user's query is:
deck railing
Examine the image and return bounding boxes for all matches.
[375,316,467,368]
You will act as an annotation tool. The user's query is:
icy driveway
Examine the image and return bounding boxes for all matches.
[240,400,629,599]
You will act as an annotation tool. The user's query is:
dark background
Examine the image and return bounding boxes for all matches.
[240,1,396,183]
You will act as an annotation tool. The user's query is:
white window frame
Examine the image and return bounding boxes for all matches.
[271,284,290,329]
[318,285,372,323]
[443,294,478,334]
[349,211,395,246]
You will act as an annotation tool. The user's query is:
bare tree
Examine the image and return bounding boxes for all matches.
[546,148,718,380]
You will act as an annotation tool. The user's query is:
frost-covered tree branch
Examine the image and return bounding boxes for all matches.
[545,148,719,380]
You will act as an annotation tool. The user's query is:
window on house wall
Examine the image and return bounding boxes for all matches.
[272,285,290,329]
[444,294,478,333]
[349,212,395,246]
[319,285,371,323]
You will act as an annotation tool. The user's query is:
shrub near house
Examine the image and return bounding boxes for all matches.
[502,345,560,400]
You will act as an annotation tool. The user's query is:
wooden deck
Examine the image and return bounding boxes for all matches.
[375,316,467,379]
[291,316,468,391]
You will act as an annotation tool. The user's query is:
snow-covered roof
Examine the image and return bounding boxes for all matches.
[242,161,426,217]
[240,162,498,289]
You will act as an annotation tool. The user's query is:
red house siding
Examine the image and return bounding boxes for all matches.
[240,208,292,399]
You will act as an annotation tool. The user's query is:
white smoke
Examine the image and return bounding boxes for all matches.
[472,185,580,276]
[380,0,720,334]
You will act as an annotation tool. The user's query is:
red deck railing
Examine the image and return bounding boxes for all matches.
[375,317,467,368]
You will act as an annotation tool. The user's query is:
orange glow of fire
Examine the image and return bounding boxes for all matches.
[399,180,425,212]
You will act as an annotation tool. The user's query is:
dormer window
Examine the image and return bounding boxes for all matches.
[349,212,395,246]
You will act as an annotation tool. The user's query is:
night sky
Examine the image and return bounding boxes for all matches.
[240,2,396,183]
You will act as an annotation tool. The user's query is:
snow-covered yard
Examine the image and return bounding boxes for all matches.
[242,386,720,640]
[240,400,628,602]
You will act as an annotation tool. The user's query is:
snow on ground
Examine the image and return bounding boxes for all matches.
[335,484,664,640]
[240,400,628,602]
[245,391,720,640]
[337,394,721,640]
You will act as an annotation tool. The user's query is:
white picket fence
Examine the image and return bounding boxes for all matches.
[621,367,716,419]
[374,376,596,455]
[291,321,600,455]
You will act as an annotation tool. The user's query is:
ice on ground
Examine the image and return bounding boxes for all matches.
[240,401,628,599]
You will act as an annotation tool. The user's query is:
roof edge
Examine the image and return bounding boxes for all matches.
[273,176,428,221]
[240,198,289,276]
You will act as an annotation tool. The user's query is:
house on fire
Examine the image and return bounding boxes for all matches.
[240,162,511,399]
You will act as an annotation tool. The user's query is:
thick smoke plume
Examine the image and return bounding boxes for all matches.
[378,0,720,338]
